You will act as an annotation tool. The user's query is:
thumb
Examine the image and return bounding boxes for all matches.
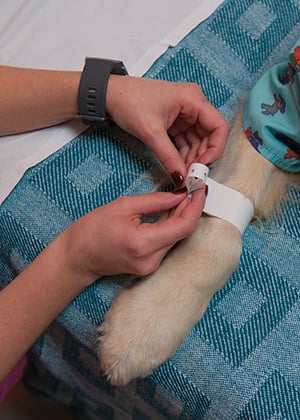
[130,192,187,216]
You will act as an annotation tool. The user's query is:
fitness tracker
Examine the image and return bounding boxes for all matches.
[78,57,128,127]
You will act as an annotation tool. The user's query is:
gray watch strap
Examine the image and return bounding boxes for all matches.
[78,57,127,126]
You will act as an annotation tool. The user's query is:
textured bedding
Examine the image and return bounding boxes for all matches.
[0,0,300,418]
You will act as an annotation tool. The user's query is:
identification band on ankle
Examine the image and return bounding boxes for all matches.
[186,163,254,234]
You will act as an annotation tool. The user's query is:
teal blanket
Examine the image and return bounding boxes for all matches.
[1,0,300,418]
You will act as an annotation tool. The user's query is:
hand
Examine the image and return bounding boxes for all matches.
[63,190,206,283]
[106,76,230,185]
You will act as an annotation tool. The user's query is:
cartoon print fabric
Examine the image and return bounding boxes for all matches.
[243,38,300,172]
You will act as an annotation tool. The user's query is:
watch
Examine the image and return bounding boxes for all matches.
[78,57,128,127]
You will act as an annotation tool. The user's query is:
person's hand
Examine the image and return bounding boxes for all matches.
[63,190,206,283]
[106,76,230,186]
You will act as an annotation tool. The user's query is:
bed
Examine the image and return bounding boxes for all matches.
[0,1,300,418]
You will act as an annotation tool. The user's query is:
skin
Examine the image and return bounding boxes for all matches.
[0,65,229,381]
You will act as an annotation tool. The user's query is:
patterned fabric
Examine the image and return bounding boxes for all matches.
[243,37,300,172]
[1,0,300,418]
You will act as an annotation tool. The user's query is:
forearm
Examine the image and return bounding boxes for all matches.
[0,65,81,136]
[0,232,94,381]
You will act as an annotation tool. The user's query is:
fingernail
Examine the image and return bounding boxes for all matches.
[205,185,209,196]
[171,171,184,188]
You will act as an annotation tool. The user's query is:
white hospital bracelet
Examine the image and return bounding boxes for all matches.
[204,178,254,234]
[186,163,209,192]
[186,163,254,234]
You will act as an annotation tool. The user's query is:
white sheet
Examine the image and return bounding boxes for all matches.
[0,0,223,203]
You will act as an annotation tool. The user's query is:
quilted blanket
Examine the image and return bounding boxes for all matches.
[1,0,300,418]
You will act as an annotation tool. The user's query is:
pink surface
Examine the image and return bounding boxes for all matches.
[0,355,28,402]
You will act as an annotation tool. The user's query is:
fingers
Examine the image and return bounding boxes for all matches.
[173,92,230,166]
[129,189,206,276]
[193,100,230,164]
[176,129,209,166]
[142,188,206,250]
[144,130,187,187]
[122,191,188,219]
[172,188,206,225]
[91,190,206,278]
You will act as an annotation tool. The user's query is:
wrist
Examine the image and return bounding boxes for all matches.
[59,226,102,288]
[105,74,130,118]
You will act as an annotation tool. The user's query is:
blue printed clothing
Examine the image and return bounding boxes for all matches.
[243,39,300,172]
